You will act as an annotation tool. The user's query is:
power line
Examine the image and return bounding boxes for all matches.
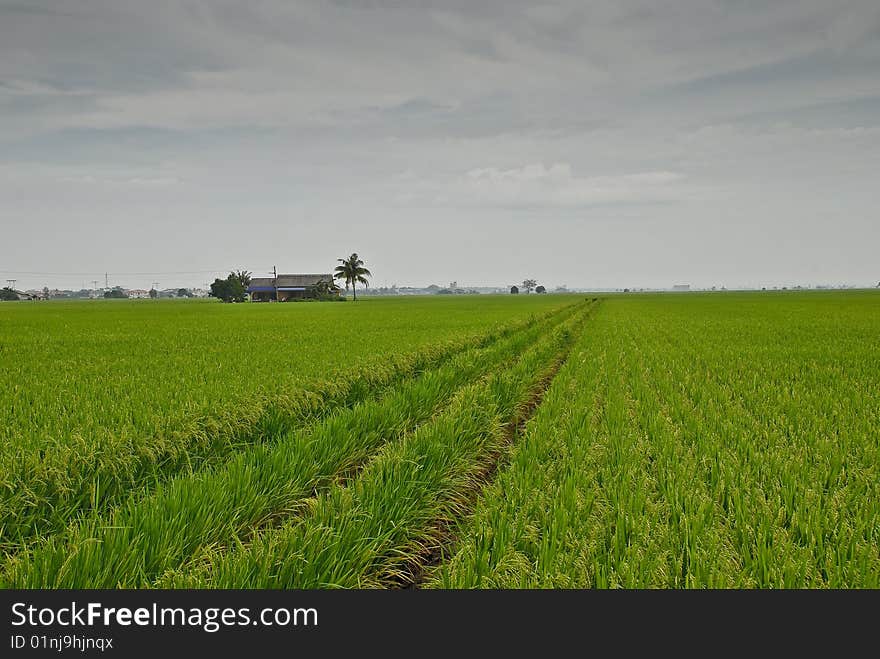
[0,269,231,276]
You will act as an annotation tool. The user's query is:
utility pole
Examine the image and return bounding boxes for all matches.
[5,279,15,291]
[91,280,99,298]
[152,281,160,298]
[273,265,277,302]
[105,272,109,289]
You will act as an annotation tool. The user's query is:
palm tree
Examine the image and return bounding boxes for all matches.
[334,253,372,301]
[232,270,252,289]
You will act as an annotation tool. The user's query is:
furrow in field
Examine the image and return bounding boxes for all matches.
[430,296,879,588]
[427,304,698,588]
[0,300,578,551]
[430,308,753,588]
[1,302,590,588]
[160,307,591,589]
[395,305,599,588]
[426,306,623,588]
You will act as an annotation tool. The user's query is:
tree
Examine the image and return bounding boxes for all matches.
[522,279,537,294]
[313,279,342,300]
[209,279,228,301]
[209,273,247,303]
[149,288,158,299]
[177,288,193,298]
[104,287,127,299]
[0,287,19,301]
[535,285,546,294]
[334,253,372,301]
[232,270,252,289]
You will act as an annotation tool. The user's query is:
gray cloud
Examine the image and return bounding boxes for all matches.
[1,0,878,290]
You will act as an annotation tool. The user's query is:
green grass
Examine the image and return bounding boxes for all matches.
[0,296,573,452]
[429,291,880,588]
[1,302,590,587]
[161,311,585,588]
[0,295,575,548]
[4,290,877,589]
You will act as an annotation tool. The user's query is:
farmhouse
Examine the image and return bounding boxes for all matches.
[247,273,335,302]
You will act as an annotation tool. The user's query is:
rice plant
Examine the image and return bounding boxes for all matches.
[2,302,590,587]
[430,291,880,588]
[0,296,577,548]
[162,314,584,588]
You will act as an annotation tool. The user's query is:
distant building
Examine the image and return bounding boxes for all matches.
[247,274,335,302]
[672,284,690,292]
[1,288,39,301]
[510,285,519,294]
[128,289,151,299]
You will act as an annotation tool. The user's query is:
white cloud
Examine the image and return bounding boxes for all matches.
[1,1,878,288]
[456,162,687,206]
[58,174,182,187]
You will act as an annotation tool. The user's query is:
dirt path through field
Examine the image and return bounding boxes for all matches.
[398,301,601,588]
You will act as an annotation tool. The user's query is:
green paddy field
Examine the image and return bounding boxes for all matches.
[1,291,877,587]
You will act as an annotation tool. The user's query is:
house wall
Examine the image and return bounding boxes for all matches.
[251,289,321,302]
[278,289,314,301]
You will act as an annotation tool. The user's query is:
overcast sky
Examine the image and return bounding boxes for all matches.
[1,1,878,291]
